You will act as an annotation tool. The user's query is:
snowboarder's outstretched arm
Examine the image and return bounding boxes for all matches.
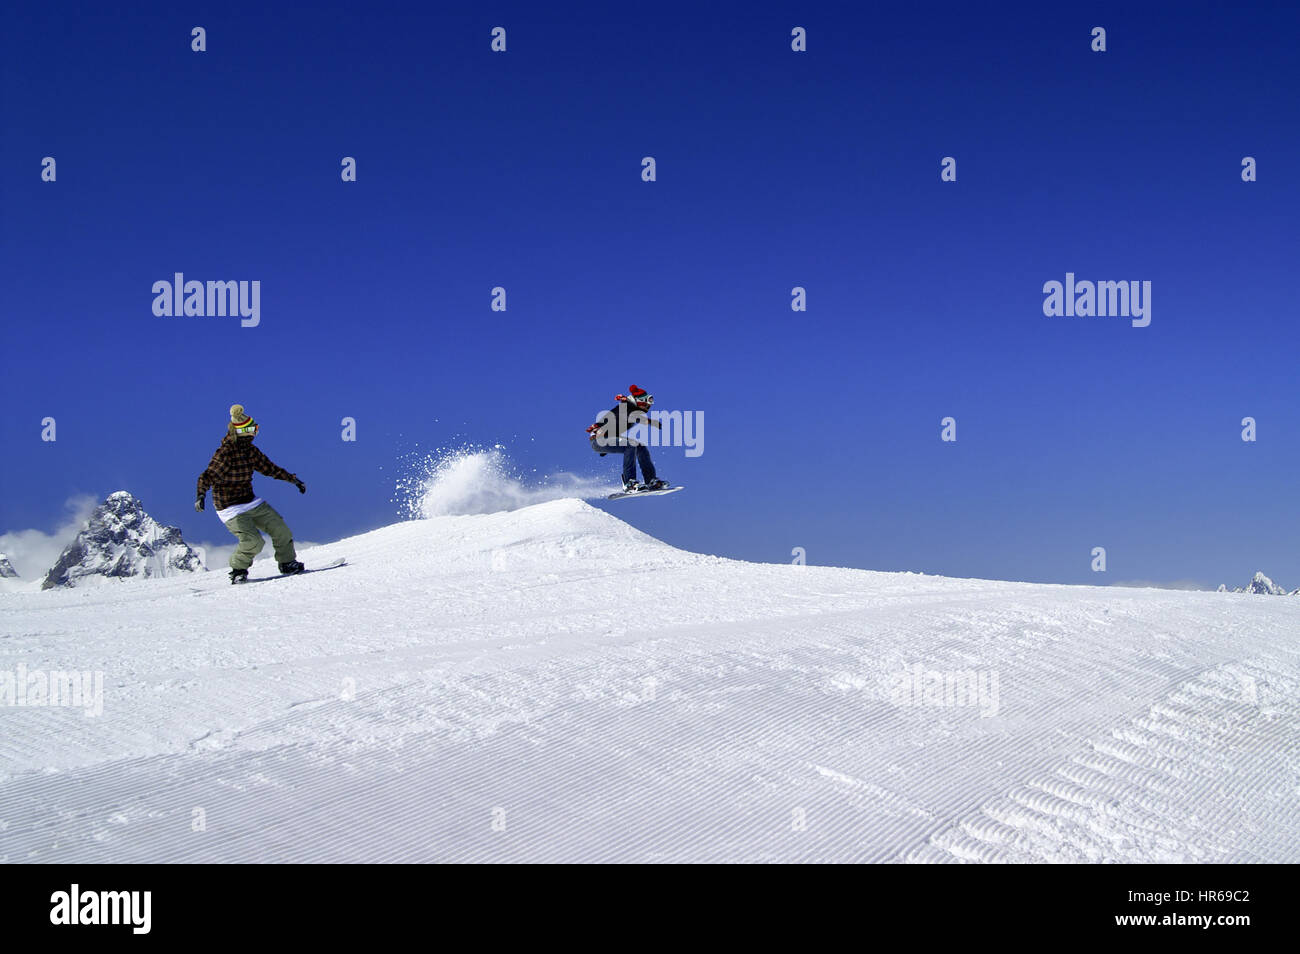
[630,409,661,429]
[251,447,305,492]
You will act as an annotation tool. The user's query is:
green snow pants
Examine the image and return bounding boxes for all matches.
[223,501,296,569]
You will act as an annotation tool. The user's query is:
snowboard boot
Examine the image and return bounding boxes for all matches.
[622,478,641,492]
[642,478,669,491]
[278,560,305,575]
[229,568,249,585]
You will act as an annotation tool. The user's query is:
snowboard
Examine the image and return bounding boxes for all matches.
[191,558,349,595]
[606,486,684,501]
[242,557,348,583]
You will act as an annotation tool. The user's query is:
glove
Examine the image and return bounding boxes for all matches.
[195,498,205,512]
[293,478,306,494]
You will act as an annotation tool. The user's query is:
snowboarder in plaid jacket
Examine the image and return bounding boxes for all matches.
[196,404,306,583]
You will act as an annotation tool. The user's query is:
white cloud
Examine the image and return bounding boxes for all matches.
[0,494,98,584]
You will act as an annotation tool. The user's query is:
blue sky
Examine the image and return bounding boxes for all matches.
[2,1,1297,586]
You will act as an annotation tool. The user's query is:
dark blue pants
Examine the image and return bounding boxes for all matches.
[607,442,657,484]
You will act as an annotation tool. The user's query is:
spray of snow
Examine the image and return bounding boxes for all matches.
[395,446,610,518]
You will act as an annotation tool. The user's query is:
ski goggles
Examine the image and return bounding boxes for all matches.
[233,420,259,437]
[629,392,653,406]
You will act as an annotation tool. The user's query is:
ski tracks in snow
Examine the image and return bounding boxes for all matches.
[2,500,1299,862]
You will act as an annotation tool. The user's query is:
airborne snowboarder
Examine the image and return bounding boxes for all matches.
[196,404,307,583]
[587,385,670,493]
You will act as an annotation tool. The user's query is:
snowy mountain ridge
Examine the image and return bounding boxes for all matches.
[1216,571,1300,596]
[40,491,205,590]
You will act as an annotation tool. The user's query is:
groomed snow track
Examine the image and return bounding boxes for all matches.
[2,500,1297,862]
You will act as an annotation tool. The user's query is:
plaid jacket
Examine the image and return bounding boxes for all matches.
[197,436,297,510]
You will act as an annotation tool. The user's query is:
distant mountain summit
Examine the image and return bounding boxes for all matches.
[0,553,18,579]
[41,491,205,590]
[1217,571,1295,596]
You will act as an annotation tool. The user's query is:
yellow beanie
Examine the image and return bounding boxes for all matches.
[227,404,258,437]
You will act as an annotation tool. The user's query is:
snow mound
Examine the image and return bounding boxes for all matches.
[309,497,687,587]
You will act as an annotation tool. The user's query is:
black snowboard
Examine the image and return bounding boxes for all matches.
[241,557,348,583]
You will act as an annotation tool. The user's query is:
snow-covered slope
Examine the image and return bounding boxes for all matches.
[2,498,1298,862]
[0,553,17,579]
[40,491,204,590]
